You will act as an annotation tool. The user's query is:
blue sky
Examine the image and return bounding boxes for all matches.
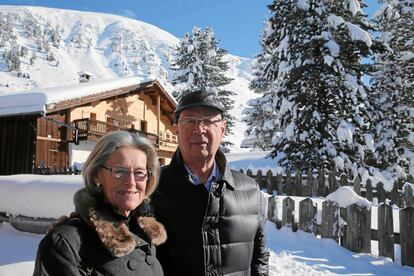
[1,0,379,58]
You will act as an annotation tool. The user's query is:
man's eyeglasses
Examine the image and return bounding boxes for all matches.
[101,165,152,182]
[178,116,222,128]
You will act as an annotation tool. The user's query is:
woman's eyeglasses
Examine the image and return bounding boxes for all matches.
[101,165,152,182]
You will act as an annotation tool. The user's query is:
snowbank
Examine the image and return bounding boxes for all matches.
[0,175,82,218]
[326,186,371,209]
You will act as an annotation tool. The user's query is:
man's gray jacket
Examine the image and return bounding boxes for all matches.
[152,149,270,276]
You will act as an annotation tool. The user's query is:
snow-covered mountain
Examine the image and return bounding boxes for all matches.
[0,5,256,152]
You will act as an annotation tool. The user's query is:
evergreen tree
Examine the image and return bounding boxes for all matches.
[20,45,29,57]
[370,0,414,181]
[4,46,21,72]
[51,25,62,48]
[171,27,235,150]
[30,50,37,65]
[243,22,278,150]
[245,0,382,176]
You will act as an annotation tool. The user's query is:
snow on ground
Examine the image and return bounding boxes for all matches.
[267,223,414,276]
[1,220,414,276]
[0,139,408,274]
[1,155,414,275]
[0,224,43,276]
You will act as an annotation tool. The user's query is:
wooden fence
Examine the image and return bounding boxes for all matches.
[242,168,414,208]
[33,165,81,175]
[264,195,414,267]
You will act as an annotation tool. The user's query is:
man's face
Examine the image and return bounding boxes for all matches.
[174,106,226,163]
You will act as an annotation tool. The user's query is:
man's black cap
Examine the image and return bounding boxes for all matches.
[174,90,225,122]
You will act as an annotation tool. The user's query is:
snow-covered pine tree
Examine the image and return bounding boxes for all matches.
[170,27,235,150]
[245,0,381,176]
[243,22,279,150]
[370,0,414,182]
[4,46,21,72]
[30,50,37,65]
[0,13,17,48]
[51,25,62,48]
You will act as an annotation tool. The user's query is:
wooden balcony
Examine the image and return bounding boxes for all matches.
[71,118,159,147]
[158,131,178,151]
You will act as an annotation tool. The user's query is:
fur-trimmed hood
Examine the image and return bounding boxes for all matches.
[73,188,167,257]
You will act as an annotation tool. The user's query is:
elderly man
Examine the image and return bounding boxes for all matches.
[152,90,269,276]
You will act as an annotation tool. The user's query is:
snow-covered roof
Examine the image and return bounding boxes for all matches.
[0,92,48,117]
[0,77,175,117]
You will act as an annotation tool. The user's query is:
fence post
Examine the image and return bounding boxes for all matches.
[276,173,283,195]
[307,169,317,197]
[282,197,295,231]
[246,169,253,179]
[354,176,361,195]
[403,185,414,207]
[295,168,302,196]
[302,170,309,197]
[267,196,278,224]
[286,170,293,196]
[303,169,310,196]
[321,200,339,242]
[257,170,263,190]
[328,171,337,194]
[299,198,316,233]
[378,203,394,260]
[318,169,326,197]
[389,183,398,206]
[399,207,414,266]
[266,170,274,195]
[366,179,373,202]
[339,173,348,187]
[377,182,386,204]
[342,204,371,253]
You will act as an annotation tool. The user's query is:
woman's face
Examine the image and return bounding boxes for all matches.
[96,146,148,217]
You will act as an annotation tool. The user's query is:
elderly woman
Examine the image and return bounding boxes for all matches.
[33,131,166,276]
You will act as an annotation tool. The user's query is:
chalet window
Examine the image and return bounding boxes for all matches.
[106,117,116,132]
[90,113,97,131]
[140,120,147,133]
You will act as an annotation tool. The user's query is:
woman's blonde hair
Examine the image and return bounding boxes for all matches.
[82,131,160,199]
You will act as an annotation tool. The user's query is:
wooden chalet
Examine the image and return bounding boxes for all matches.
[0,79,178,175]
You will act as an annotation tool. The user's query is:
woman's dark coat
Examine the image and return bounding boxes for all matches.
[152,149,270,276]
[33,189,166,276]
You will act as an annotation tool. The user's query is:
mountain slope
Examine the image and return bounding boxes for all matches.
[0,5,256,152]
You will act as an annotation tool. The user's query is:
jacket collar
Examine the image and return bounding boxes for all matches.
[74,188,167,257]
[170,148,235,190]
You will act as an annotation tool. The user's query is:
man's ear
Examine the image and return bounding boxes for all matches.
[173,123,178,134]
[221,121,227,138]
